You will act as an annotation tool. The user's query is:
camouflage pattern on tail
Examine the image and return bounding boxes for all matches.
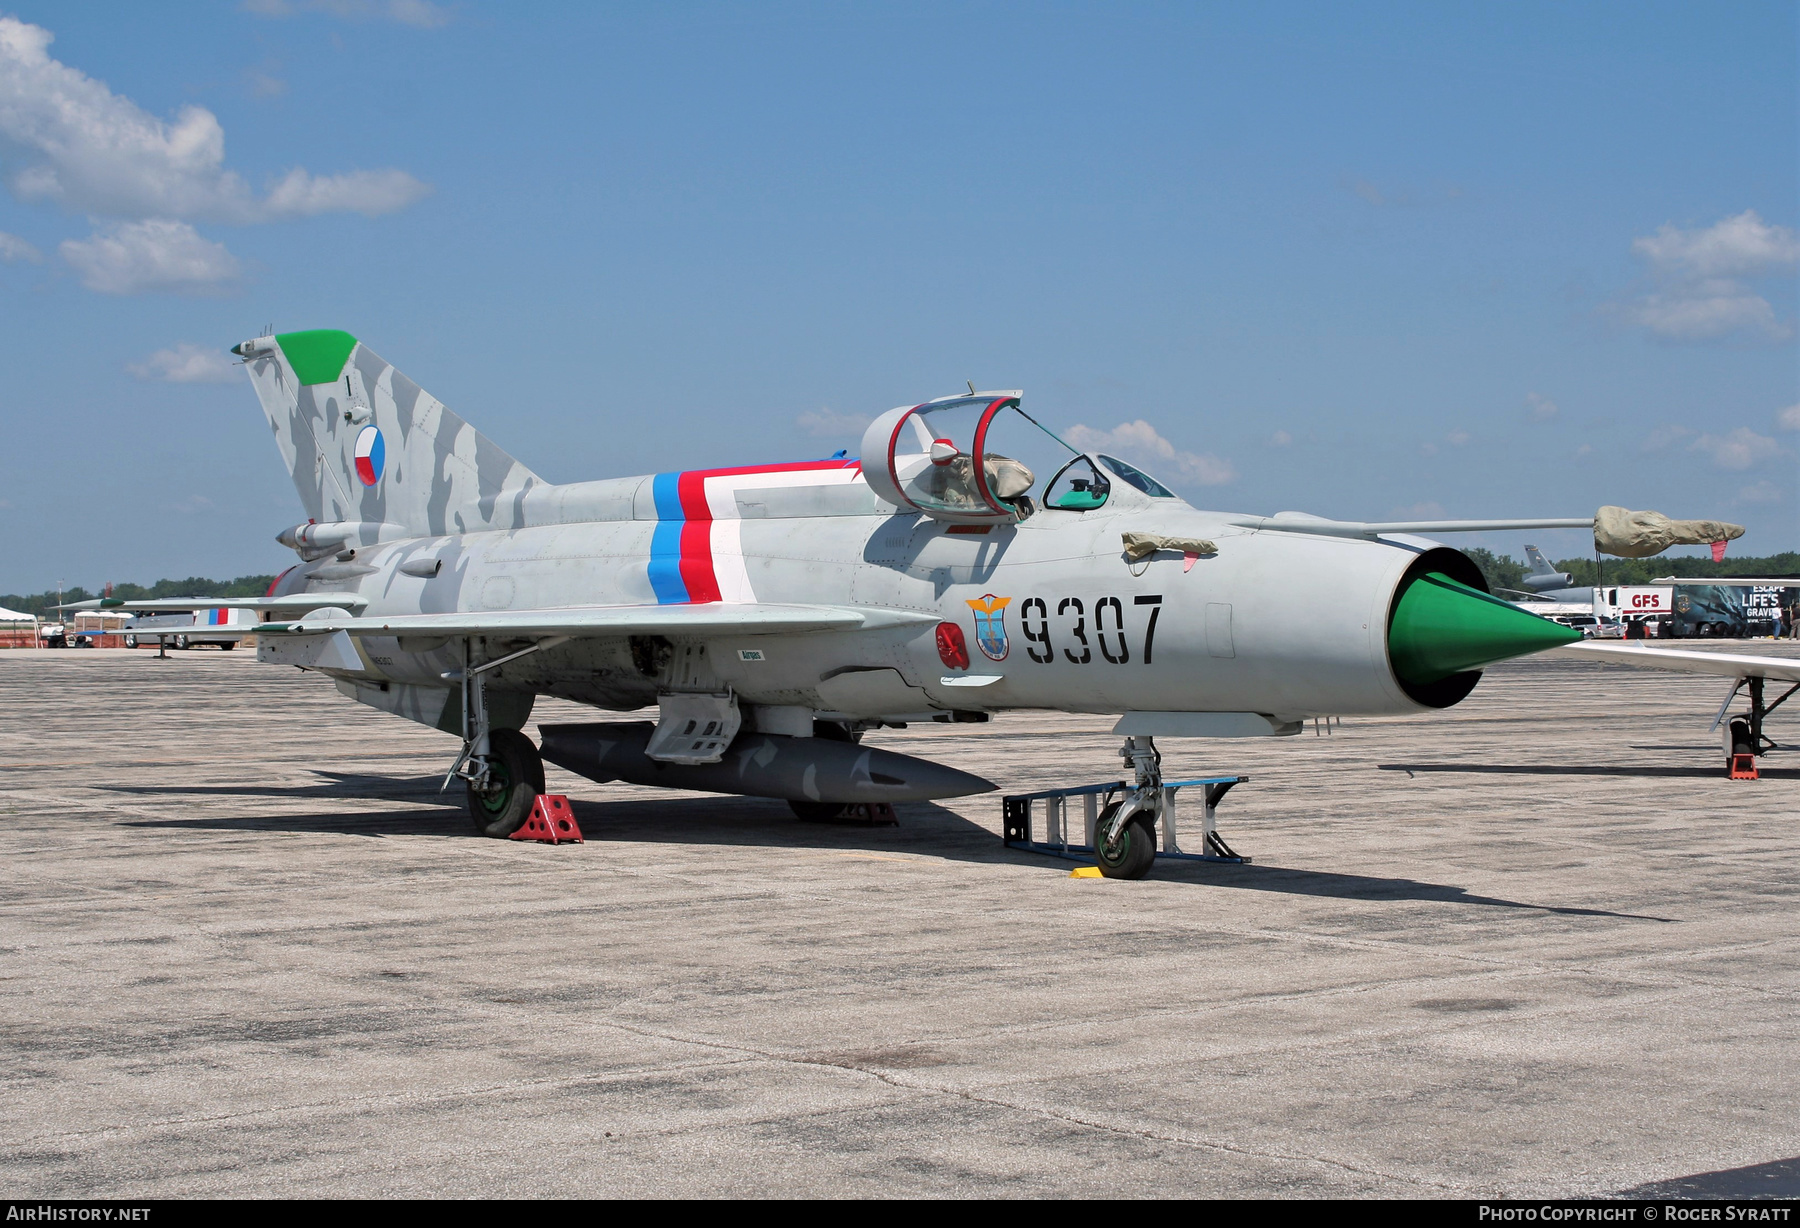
[232,329,542,536]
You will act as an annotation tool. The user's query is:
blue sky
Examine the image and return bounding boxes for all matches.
[0,1,1793,592]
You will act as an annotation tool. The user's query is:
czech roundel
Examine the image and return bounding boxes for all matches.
[353,425,385,486]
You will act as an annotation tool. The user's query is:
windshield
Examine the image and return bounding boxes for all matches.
[1097,455,1176,498]
[1045,457,1111,511]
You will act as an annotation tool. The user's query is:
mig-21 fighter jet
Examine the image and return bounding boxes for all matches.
[70,330,1793,876]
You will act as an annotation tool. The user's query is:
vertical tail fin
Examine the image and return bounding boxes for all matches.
[1520,544,1576,593]
[232,329,542,537]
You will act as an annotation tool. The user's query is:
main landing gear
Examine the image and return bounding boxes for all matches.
[444,638,558,836]
[1723,676,1796,781]
[466,728,545,837]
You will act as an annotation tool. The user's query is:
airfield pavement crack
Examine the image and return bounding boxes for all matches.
[572,1015,1475,1195]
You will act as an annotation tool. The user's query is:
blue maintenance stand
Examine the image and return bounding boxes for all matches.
[1001,775,1251,865]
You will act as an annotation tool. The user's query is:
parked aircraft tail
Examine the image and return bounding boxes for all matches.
[1522,544,1575,592]
[231,329,542,537]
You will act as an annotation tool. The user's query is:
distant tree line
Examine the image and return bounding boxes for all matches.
[1463,548,1800,595]
[0,576,278,618]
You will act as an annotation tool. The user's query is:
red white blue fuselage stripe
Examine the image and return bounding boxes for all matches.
[647,460,861,604]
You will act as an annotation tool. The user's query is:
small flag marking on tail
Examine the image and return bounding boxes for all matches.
[354,425,385,487]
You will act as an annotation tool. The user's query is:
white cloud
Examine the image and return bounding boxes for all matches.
[1268,429,1292,447]
[1633,210,1800,279]
[0,16,430,223]
[0,230,40,262]
[60,220,240,295]
[1445,430,1470,446]
[1065,419,1236,485]
[1630,282,1788,342]
[243,0,454,28]
[128,342,239,383]
[794,407,871,438]
[1390,501,1446,520]
[1689,426,1780,472]
[1526,392,1559,421]
[1621,210,1798,342]
[1575,443,1593,458]
[262,167,433,218]
[1419,442,1438,457]
[1776,404,1800,432]
[1738,480,1784,505]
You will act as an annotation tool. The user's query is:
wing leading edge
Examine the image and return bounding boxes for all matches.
[1559,642,1800,684]
[61,595,371,615]
[263,602,937,640]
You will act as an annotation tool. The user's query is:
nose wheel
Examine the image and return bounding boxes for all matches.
[1093,736,1162,879]
[1094,799,1157,879]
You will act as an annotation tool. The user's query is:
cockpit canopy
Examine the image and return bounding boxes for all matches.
[860,392,1183,522]
[860,393,1037,523]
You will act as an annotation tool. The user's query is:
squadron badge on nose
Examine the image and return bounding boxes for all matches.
[966,594,1012,661]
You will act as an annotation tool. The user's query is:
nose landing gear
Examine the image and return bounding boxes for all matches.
[1094,737,1163,879]
[1001,735,1251,879]
[1094,798,1158,878]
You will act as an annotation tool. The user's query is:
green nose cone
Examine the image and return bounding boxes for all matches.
[1388,571,1582,687]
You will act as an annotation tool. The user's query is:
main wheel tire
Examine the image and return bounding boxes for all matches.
[1094,801,1157,880]
[124,634,137,648]
[790,799,852,822]
[218,641,235,651]
[174,635,190,650]
[466,728,546,838]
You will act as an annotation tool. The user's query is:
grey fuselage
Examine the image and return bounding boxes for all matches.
[265,461,1442,731]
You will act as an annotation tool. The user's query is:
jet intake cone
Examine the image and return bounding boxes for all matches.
[1388,570,1582,698]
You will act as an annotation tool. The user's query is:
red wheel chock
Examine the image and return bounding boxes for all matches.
[1728,754,1759,781]
[510,794,583,843]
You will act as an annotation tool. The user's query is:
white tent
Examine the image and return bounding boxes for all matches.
[0,606,36,622]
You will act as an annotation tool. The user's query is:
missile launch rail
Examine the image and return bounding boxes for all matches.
[1002,774,1251,866]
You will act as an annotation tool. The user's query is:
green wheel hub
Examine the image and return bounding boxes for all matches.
[474,758,514,815]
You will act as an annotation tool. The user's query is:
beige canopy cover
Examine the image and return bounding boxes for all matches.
[1594,506,1746,559]
[1122,532,1218,562]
